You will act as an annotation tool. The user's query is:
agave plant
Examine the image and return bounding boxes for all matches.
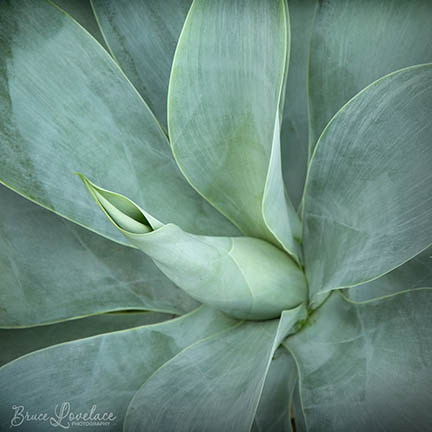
[1,0,432,430]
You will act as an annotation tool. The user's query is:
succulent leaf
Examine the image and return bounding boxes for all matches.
[285,290,432,431]
[0,311,169,367]
[0,306,236,430]
[168,0,301,260]
[308,0,432,150]
[304,64,432,304]
[281,0,318,209]
[0,0,238,245]
[80,175,307,320]
[251,347,298,432]
[91,0,192,130]
[0,184,198,328]
[123,305,306,431]
[349,246,432,302]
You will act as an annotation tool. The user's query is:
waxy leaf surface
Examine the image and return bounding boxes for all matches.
[286,290,432,431]
[0,311,169,367]
[0,0,237,245]
[169,0,300,256]
[0,186,198,327]
[281,0,318,207]
[304,65,432,302]
[81,176,307,320]
[0,306,236,431]
[91,0,191,129]
[308,0,432,149]
[124,305,306,431]
[349,247,432,302]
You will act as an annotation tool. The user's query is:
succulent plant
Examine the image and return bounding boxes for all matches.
[1,0,431,431]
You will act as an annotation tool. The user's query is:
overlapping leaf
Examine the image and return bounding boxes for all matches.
[308,0,432,150]
[349,247,432,302]
[0,306,236,431]
[123,306,306,431]
[0,185,197,327]
[0,311,169,367]
[80,176,307,320]
[0,0,237,245]
[91,0,191,129]
[281,0,318,208]
[286,290,432,431]
[168,0,301,259]
[53,0,106,47]
[303,64,432,303]
[252,347,298,432]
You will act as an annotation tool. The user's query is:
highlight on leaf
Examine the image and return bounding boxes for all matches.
[78,174,307,321]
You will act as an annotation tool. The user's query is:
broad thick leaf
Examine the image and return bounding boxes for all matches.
[91,0,191,130]
[168,0,301,258]
[349,247,432,302]
[0,311,169,367]
[0,306,236,431]
[0,0,238,244]
[53,0,106,47]
[80,177,307,320]
[252,347,297,432]
[281,0,318,208]
[0,185,198,327]
[286,290,432,431]
[308,0,432,150]
[303,64,432,302]
[124,305,306,431]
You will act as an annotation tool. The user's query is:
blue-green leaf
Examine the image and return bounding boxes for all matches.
[252,347,298,432]
[0,185,198,327]
[0,311,169,367]
[286,290,432,431]
[91,0,191,130]
[308,0,432,150]
[281,0,318,208]
[168,0,300,257]
[53,0,106,47]
[124,306,306,431]
[349,247,432,302]
[0,0,237,244]
[303,64,432,303]
[0,306,236,431]
[79,176,307,320]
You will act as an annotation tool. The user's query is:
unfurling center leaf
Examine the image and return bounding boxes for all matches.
[79,175,307,320]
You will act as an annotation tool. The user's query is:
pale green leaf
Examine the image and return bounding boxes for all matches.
[0,185,198,327]
[80,176,307,320]
[91,0,191,130]
[252,347,297,432]
[286,290,432,431]
[281,0,318,208]
[308,0,432,150]
[168,0,300,256]
[349,247,432,302]
[0,0,238,245]
[0,311,169,367]
[0,306,236,431]
[263,111,303,261]
[303,64,432,303]
[124,305,306,431]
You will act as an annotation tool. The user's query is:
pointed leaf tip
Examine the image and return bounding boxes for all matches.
[80,179,307,320]
[78,174,153,234]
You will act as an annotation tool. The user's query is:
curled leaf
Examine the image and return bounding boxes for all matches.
[79,175,307,320]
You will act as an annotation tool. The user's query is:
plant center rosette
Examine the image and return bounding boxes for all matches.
[79,175,308,321]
